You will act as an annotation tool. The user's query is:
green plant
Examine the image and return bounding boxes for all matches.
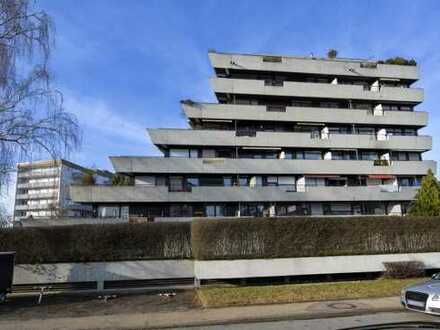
[111,174,133,186]
[383,261,425,279]
[80,173,95,186]
[383,57,417,66]
[408,169,440,216]
[192,216,440,260]
[0,222,192,264]
[327,49,338,59]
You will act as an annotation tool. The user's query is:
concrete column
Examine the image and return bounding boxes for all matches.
[374,104,384,116]
[371,80,380,92]
[321,126,329,139]
[380,152,390,161]
[377,128,387,141]
[269,204,276,217]
[297,176,306,192]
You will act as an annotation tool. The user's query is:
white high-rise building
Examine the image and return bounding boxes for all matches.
[14,159,112,222]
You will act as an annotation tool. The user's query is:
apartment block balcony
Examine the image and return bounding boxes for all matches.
[71,185,418,204]
[148,129,432,151]
[208,52,420,81]
[16,181,58,189]
[110,157,436,176]
[182,103,428,128]
[15,192,58,200]
[17,169,60,179]
[210,78,424,104]
[14,203,56,211]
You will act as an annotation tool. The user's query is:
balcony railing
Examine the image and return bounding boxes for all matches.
[374,159,391,166]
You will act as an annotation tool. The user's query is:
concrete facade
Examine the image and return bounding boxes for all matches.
[148,129,432,151]
[12,252,440,287]
[13,159,112,222]
[182,103,428,127]
[70,51,435,219]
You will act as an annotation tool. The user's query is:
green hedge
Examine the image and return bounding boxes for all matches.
[192,217,440,260]
[0,222,191,264]
[3,217,440,264]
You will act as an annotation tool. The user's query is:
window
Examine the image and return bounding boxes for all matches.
[187,177,199,187]
[238,176,248,186]
[320,102,339,108]
[169,204,192,217]
[360,151,379,160]
[332,150,356,160]
[266,176,278,186]
[170,149,189,158]
[200,176,223,186]
[169,176,184,191]
[304,151,322,160]
[267,105,286,112]
[408,152,421,161]
[190,149,199,158]
[353,103,373,110]
[356,127,375,135]
[223,177,233,187]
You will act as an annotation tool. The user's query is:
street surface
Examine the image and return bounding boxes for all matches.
[180,311,440,330]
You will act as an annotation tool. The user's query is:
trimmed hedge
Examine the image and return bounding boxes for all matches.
[192,217,440,260]
[0,222,191,264]
[3,216,440,264]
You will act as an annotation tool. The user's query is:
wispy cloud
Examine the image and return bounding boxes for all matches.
[63,90,148,146]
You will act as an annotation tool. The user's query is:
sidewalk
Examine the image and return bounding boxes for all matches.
[0,296,404,330]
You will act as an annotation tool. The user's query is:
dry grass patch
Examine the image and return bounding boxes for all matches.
[197,278,426,308]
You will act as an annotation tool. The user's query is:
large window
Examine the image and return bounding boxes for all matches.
[359,151,379,160]
[169,149,199,158]
[169,204,192,217]
[332,150,357,160]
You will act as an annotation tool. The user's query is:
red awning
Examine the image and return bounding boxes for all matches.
[369,175,396,179]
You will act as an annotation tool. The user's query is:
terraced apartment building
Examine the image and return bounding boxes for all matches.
[71,51,436,219]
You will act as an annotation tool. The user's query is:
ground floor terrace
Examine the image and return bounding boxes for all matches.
[93,201,411,220]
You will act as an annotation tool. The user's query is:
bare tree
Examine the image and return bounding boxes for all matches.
[0,0,81,186]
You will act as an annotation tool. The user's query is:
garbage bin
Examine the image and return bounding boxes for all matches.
[0,252,15,303]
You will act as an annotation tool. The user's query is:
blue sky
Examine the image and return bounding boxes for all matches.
[2,0,440,211]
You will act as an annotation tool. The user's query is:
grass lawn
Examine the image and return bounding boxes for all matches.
[197,278,426,308]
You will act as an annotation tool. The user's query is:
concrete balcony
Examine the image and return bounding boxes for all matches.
[209,52,420,81]
[210,78,424,104]
[110,157,436,176]
[147,129,432,152]
[71,185,418,204]
[15,193,58,200]
[17,169,60,179]
[14,203,55,211]
[16,181,59,189]
[182,103,428,128]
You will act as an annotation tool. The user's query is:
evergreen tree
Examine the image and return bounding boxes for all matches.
[408,169,440,216]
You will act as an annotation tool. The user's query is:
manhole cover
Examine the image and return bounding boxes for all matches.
[327,302,357,310]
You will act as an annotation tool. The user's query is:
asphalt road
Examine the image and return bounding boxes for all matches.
[180,311,440,330]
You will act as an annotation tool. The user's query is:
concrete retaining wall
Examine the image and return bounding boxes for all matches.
[194,252,440,280]
[13,260,194,285]
[14,253,440,287]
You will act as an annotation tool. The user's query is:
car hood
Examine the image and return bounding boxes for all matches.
[405,280,440,295]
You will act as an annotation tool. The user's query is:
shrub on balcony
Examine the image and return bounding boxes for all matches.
[408,169,440,216]
[327,49,338,59]
[380,57,417,66]
[111,174,134,186]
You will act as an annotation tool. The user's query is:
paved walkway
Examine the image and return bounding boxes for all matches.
[0,296,405,330]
